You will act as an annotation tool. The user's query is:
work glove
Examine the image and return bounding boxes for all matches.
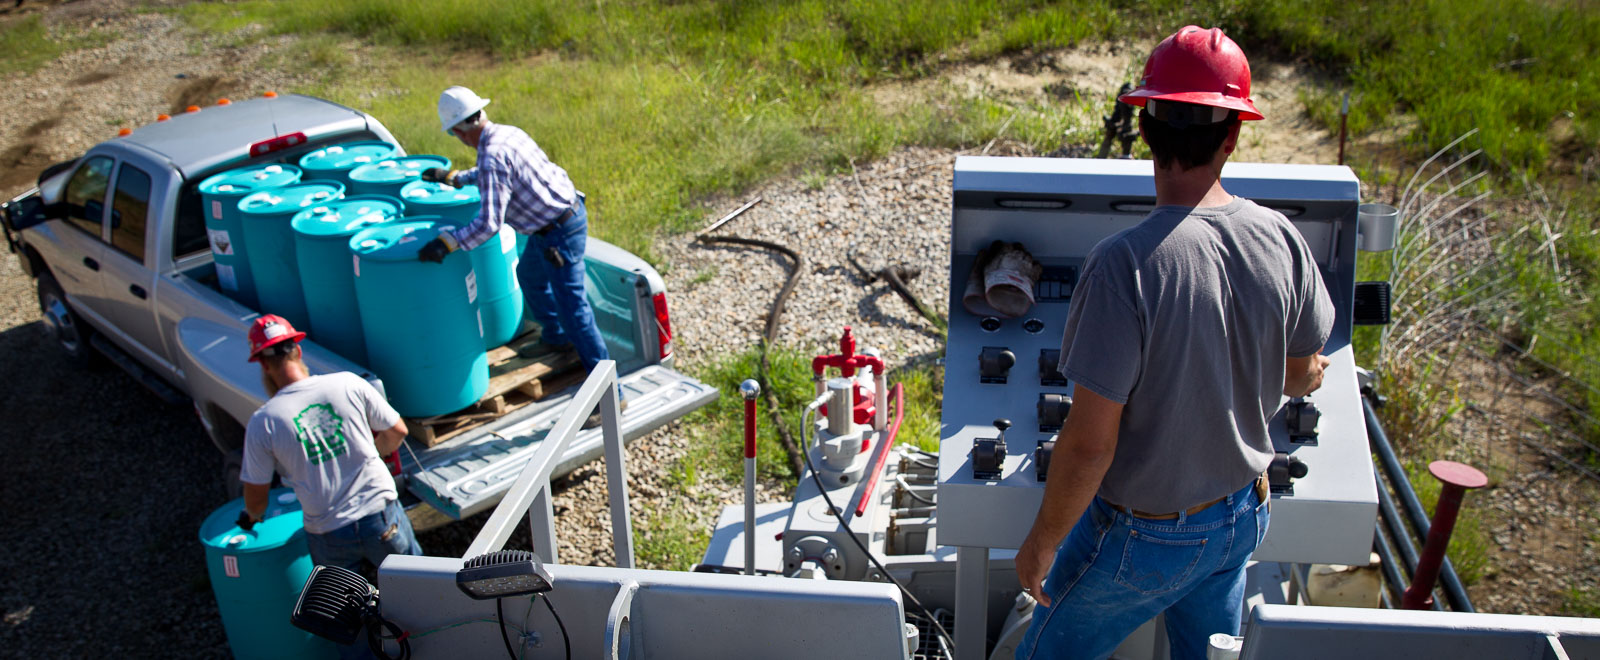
[418,237,453,264]
[420,167,456,186]
[235,510,259,532]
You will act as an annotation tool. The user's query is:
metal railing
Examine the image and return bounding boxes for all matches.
[464,359,635,568]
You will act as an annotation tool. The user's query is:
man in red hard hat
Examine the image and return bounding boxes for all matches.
[237,314,423,578]
[1014,27,1334,659]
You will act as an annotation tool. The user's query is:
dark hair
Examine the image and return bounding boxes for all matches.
[258,342,299,364]
[1139,107,1240,171]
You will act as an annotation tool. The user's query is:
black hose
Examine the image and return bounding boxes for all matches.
[846,246,947,334]
[544,595,570,660]
[496,598,516,660]
[698,234,807,476]
[1364,397,1475,612]
[1372,518,1412,608]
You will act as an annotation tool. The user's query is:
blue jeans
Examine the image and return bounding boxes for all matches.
[304,499,423,574]
[1017,479,1269,660]
[518,196,610,372]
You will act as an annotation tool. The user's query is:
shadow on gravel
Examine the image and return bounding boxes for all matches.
[0,320,230,657]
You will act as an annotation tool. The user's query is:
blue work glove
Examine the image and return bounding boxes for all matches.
[235,510,259,532]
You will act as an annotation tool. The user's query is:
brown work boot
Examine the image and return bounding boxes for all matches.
[582,398,629,430]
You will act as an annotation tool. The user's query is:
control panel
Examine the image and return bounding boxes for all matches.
[936,157,1378,566]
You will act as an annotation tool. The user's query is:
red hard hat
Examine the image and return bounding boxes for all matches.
[1119,26,1263,121]
[247,314,306,362]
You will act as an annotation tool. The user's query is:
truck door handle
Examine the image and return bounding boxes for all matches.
[129,284,147,299]
[83,257,99,271]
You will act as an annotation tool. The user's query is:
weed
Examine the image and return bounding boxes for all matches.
[635,501,711,571]
[0,16,99,76]
[1563,585,1600,618]
[687,267,717,288]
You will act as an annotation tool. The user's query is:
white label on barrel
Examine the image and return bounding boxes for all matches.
[223,555,240,578]
[211,200,222,220]
[208,229,233,256]
[353,254,361,278]
[466,271,478,304]
[499,225,515,254]
[216,264,237,292]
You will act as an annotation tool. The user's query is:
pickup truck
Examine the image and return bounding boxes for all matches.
[1,93,717,526]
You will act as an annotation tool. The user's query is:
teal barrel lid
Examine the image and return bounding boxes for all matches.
[350,219,448,262]
[349,155,451,186]
[198,488,306,553]
[400,180,481,206]
[297,141,398,174]
[239,182,345,216]
[199,164,303,198]
[291,194,406,238]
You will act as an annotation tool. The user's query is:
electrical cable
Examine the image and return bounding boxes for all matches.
[497,598,517,660]
[801,394,955,659]
[895,475,937,505]
[544,595,571,660]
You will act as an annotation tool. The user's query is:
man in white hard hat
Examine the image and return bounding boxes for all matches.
[1012,27,1334,659]
[417,86,618,426]
[237,314,422,574]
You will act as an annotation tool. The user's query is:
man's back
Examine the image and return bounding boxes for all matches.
[243,372,399,534]
[1059,196,1333,512]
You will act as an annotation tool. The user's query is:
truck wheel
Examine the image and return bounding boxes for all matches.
[36,271,99,367]
[222,452,244,501]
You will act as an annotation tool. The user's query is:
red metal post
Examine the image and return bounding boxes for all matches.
[1401,460,1488,610]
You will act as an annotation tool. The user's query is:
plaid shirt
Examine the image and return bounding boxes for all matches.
[448,122,577,251]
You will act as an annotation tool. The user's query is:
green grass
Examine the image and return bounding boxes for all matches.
[0,16,92,76]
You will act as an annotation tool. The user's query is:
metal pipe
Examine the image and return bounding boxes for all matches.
[740,379,761,576]
[1372,520,1410,607]
[1363,398,1476,612]
[1374,470,1422,579]
[1402,461,1488,609]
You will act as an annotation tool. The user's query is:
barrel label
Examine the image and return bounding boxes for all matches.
[208,229,233,256]
[353,254,360,278]
[217,264,237,292]
[466,271,478,304]
[212,200,222,220]
[223,555,240,578]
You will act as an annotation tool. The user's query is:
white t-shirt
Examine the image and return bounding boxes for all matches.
[242,372,403,534]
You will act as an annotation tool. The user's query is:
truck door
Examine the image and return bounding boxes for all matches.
[96,160,175,374]
[53,156,115,329]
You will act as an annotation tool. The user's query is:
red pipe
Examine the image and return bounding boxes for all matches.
[1402,461,1488,609]
[744,397,758,459]
[853,383,905,517]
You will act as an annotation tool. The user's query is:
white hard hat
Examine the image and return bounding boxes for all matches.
[438,86,491,133]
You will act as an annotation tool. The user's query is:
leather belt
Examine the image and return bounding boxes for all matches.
[535,207,575,236]
[1109,474,1269,521]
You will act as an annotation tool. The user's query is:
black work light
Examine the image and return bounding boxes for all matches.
[456,550,555,600]
[291,564,379,645]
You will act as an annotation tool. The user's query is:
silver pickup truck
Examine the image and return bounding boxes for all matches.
[1,93,716,525]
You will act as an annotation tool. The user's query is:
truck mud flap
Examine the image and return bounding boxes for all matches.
[401,364,718,520]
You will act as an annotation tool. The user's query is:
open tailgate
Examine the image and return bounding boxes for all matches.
[400,364,717,520]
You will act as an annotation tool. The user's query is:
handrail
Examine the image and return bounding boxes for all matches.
[464,359,634,568]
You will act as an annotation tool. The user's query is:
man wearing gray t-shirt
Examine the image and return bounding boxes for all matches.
[1015,27,1335,660]
[237,314,423,574]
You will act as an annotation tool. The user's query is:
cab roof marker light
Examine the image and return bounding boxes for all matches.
[249,132,309,158]
[156,114,170,122]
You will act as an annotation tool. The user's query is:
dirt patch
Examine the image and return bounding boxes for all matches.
[0,140,49,192]
[23,117,59,134]
[167,75,244,114]
[70,68,113,86]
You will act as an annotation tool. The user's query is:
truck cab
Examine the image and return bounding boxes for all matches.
[3,93,716,523]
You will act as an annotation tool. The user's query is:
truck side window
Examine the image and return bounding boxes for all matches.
[110,163,153,263]
[63,156,113,239]
[172,185,208,258]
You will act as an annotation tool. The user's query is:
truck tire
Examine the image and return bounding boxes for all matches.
[222,451,244,501]
[36,271,100,368]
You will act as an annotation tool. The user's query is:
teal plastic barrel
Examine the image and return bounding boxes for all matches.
[200,488,335,660]
[423,217,524,349]
[399,180,480,223]
[350,220,488,417]
[347,155,450,198]
[297,141,398,187]
[198,164,302,309]
[237,182,345,330]
[292,195,405,365]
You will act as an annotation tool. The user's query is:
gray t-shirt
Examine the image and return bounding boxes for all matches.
[1059,196,1334,513]
[242,372,403,534]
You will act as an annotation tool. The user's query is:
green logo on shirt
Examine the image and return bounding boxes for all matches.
[293,403,349,465]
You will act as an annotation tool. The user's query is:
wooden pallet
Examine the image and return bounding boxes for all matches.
[407,336,584,447]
